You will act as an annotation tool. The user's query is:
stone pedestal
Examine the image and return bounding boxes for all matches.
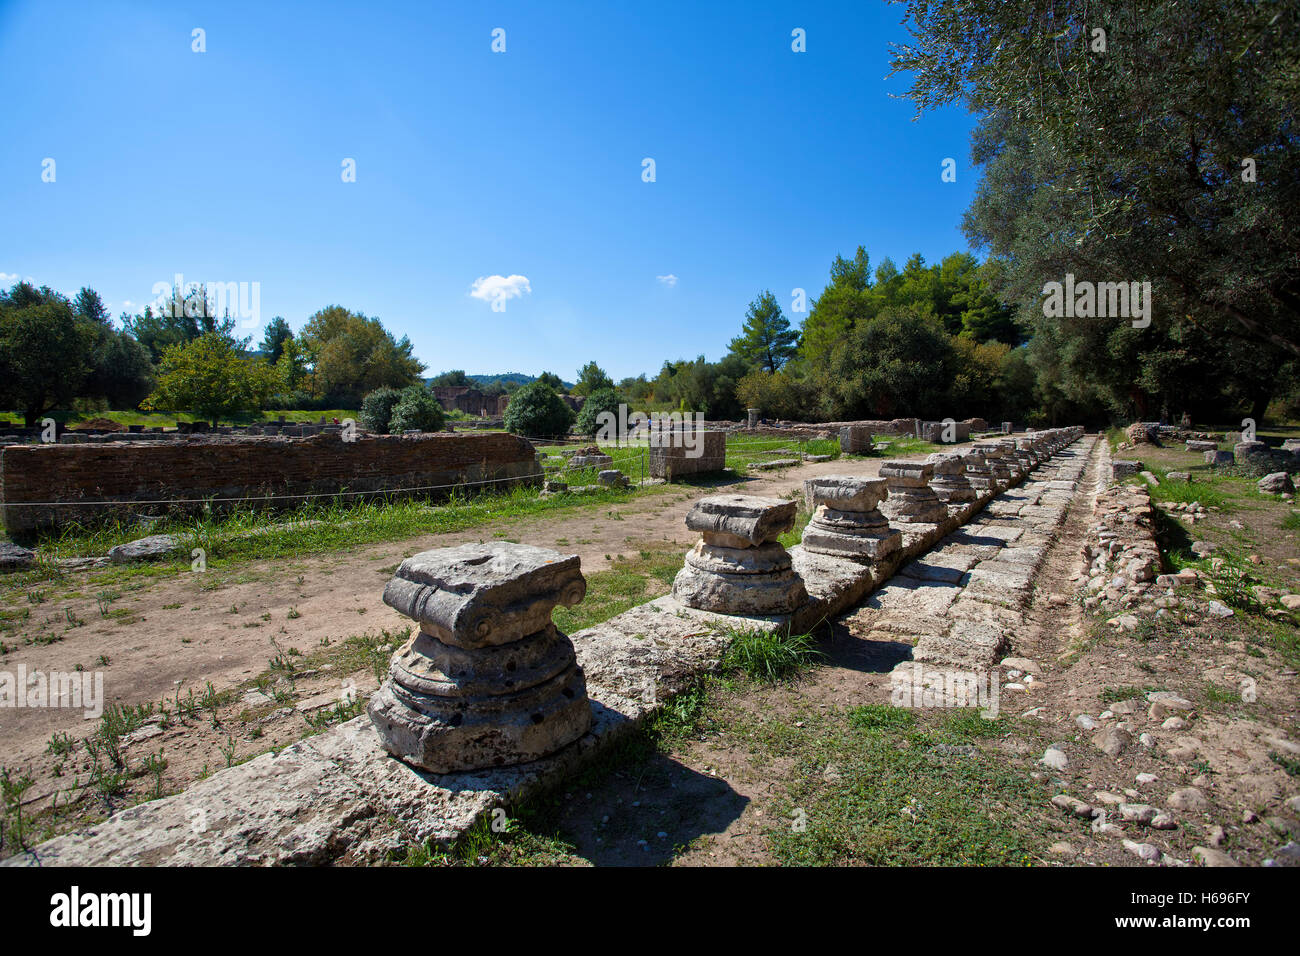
[800,475,901,561]
[878,460,948,523]
[671,494,807,614]
[926,453,976,503]
[963,449,994,491]
[975,442,1013,486]
[996,440,1026,479]
[368,542,592,773]
[1013,439,1039,474]
[839,425,873,455]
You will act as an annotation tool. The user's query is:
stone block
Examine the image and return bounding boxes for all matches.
[368,543,592,773]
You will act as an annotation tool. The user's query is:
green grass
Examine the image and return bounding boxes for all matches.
[551,549,682,633]
[721,628,824,683]
[10,482,654,570]
[767,708,1043,866]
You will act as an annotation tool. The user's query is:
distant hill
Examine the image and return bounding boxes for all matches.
[427,372,575,389]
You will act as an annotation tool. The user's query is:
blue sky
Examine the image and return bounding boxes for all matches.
[0,0,978,381]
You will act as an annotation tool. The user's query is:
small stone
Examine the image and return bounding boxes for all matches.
[1192,846,1241,867]
[1094,727,1133,758]
[1266,816,1300,839]
[1208,825,1226,847]
[1162,716,1189,731]
[1075,714,1098,731]
[1123,840,1161,862]
[1119,803,1158,824]
[107,533,183,564]
[1207,600,1234,618]
[1258,472,1295,495]
[1048,841,1077,857]
[1136,772,1158,785]
[1040,748,1069,770]
[1051,794,1095,819]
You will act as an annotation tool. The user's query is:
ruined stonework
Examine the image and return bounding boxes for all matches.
[1012,439,1040,475]
[839,425,873,455]
[963,449,994,491]
[0,432,542,534]
[974,442,1014,486]
[925,453,976,504]
[368,543,592,773]
[878,460,948,524]
[671,494,807,614]
[648,430,726,480]
[997,440,1026,479]
[800,475,901,561]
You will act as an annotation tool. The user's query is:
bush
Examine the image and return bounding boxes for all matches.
[504,381,575,438]
[574,387,621,438]
[359,387,404,434]
[389,387,446,433]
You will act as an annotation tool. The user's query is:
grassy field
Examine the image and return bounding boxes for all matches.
[2,482,665,588]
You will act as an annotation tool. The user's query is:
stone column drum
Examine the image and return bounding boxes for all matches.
[963,449,995,491]
[975,442,1014,486]
[996,440,1025,480]
[878,460,949,523]
[368,542,592,773]
[800,475,901,561]
[1013,439,1038,474]
[672,494,807,615]
[925,452,976,504]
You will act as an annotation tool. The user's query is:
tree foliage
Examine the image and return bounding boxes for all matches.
[728,290,799,373]
[299,306,425,405]
[142,332,279,424]
[891,0,1300,358]
[504,380,575,438]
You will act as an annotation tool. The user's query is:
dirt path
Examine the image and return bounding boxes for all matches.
[0,455,905,780]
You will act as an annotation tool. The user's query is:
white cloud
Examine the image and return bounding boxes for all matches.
[469,274,531,305]
[0,272,23,285]
[656,274,678,287]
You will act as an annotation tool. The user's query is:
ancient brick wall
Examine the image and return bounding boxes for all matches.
[0,432,541,534]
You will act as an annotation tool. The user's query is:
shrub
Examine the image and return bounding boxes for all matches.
[359,387,404,434]
[389,387,446,433]
[504,381,575,438]
[574,387,621,438]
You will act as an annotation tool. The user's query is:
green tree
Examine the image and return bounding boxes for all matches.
[429,369,472,387]
[359,387,404,434]
[535,371,566,392]
[574,387,621,438]
[824,307,957,419]
[729,290,799,373]
[72,287,111,326]
[260,317,293,363]
[573,361,615,397]
[504,380,575,438]
[389,386,446,433]
[892,0,1300,357]
[299,306,425,405]
[0,282,94,425]
[142,332,279,424]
